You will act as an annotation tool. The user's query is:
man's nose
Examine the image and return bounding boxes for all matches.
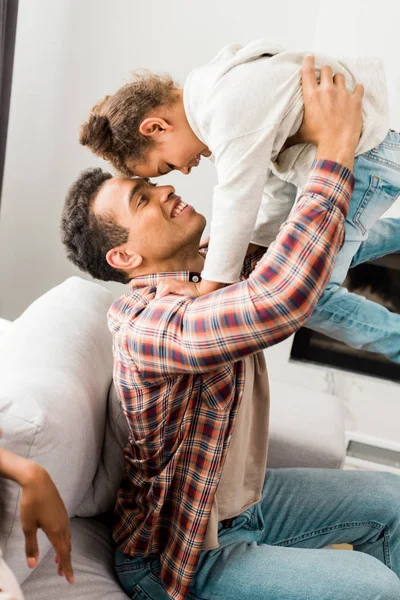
[160,185,176,202]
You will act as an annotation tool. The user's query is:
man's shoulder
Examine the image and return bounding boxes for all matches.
[107,287,155,333]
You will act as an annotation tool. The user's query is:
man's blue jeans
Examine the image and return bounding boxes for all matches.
[307,130,400,362]
[115,469,400,599]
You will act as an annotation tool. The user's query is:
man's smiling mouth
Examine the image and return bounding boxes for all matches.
[171,198,188,218]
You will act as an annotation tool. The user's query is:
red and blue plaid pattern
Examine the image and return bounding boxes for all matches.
[108,160,354,600]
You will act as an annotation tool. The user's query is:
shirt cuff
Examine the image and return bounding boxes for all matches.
[302,159,355,218]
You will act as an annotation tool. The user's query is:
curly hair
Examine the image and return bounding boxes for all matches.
[60,168,130,283]
[80,71,178,176]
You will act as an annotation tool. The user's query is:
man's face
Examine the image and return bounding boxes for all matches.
[127,125,211,179]
[93,177,206,270]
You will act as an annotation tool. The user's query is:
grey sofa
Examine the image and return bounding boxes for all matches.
[0,277,346,600]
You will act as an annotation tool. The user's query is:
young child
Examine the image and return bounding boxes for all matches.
[80,45,400,362]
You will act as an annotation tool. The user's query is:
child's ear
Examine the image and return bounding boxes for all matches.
[139,117,171,140]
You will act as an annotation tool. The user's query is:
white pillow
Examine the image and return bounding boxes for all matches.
[76,382,129,517]
[0,277,114,584]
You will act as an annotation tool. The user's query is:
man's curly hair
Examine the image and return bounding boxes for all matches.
[61,168,130,283]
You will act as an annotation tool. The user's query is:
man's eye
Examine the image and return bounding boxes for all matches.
[144,178,157,187]
[166,163,175,171]
[139,195,148,205]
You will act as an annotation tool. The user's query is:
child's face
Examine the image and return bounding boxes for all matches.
[127,116,211,179]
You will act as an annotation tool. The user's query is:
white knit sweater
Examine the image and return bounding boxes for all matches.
[183,39,389,282]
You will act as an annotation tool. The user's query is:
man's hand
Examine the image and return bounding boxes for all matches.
[19,463,74,584]
[293,54,364,171]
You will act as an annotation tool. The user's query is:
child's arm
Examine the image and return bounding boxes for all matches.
[197,279,225,295]
[197,245,264,294]
[155,242,264,299]
[204,125,277,286]
[154,278,222,299]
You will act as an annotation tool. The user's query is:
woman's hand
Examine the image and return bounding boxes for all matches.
[19,463,74,584]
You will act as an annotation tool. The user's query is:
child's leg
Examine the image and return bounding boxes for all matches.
[307,219,400,362]
[307,284,400,361]
[306,132,400,362]
[328,130,400,284]
[350,218,400,268]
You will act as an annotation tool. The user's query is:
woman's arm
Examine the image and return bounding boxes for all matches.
[0,448,74,584]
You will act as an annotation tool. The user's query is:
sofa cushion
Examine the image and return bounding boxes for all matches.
[76,383,129,517]
[0,277,113,584]
[21,515,129,600]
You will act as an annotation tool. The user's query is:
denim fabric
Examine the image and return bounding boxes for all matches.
[307,130,400,362]
[115,469,400,599]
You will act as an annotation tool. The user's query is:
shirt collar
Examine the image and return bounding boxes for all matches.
[130,270,202,290]
[129,249,206,290]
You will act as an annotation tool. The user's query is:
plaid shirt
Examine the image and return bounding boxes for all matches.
[108,160,354,600]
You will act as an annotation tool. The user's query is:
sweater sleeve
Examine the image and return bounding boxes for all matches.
[251,171,299,248]
[201,125,278,283]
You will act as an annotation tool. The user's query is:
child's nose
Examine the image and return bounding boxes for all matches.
[178,166,191,175]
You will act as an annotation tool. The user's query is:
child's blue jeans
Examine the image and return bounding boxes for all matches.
[307,129,400,362]
[115,469,400,599]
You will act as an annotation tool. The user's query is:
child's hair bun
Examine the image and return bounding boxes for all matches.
[79,112,113,155]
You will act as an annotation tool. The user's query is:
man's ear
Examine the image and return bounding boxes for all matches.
[139,117,172,140]
[106,246,143,273]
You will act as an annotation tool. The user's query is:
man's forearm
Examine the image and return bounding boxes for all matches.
[315,145,355,172]
[246,159,353,338]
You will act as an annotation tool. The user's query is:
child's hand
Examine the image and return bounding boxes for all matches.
[19,464,74,584]
[155,279,201,299]
[155,278,225,299]
[199,236,210,249]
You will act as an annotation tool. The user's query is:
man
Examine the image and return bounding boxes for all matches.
[61,59,400,600]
